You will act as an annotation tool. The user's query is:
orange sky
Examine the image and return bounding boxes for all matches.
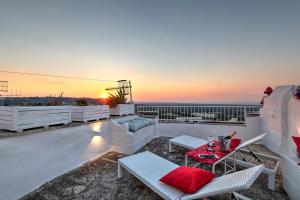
[0,71,270,103]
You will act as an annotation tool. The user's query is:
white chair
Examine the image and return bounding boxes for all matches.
[118,151,264,200]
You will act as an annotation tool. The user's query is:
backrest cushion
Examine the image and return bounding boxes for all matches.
[123,118,155,132]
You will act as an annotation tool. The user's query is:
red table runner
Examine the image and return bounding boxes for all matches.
[186,139,241,165]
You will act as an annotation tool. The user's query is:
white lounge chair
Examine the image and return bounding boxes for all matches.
[174,133,278,190]
[183,133,268,174]
[227,133,280,190]
[118,151,264,200]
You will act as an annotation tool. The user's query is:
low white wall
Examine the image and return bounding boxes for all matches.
[260,86,293,152]
[260,85,300,155]
[259,85,300,200]
[0,106,71,132]
[157,116,262,142]
[0,121,111,200]
[287,97,300,155]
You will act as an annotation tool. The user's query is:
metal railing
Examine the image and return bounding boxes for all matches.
[136,104,261,124]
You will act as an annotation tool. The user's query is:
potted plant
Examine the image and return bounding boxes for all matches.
[0,93,71,132]
[260,87,273,106]
[71,98,109,123]
[107,88,134,116]
[293,86,300,100]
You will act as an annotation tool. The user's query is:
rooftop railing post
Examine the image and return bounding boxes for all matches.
[244,106,247,122]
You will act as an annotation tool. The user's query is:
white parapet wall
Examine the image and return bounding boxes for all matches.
[110,104,135,116]
[0,106,71,132]
[260,85,300,200]
[260,85,294,153]
[71,105,109,122]
[157,115,262,142]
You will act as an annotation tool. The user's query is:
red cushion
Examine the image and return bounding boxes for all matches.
[230,138,241,149]
[159,166,215,194]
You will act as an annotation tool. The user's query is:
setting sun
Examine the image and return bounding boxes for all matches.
[100,93,109,99]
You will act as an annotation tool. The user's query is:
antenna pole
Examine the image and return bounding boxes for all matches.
[105,80,133,103]
[129,81,133,102]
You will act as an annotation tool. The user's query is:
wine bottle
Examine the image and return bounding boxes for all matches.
[224,131,237,140]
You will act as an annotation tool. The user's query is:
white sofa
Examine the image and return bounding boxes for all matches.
[110,115,157,154]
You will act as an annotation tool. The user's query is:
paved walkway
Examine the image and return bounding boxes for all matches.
[0,121,110,200]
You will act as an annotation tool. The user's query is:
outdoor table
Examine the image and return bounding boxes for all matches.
[185,139,241,174]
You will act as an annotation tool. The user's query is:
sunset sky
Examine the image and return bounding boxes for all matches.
[0,0,299,102]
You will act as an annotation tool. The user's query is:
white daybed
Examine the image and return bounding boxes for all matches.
[110,115,157,154]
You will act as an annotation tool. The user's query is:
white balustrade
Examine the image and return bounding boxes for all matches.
[136,104,260,124]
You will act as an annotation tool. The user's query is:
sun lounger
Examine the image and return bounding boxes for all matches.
[118,151,264,200]
[170,133,278,190]
[183,133,268,173]
[228,132,280,190]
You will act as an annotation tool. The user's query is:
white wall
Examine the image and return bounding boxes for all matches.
[0,121,111,200]
[259,85,300,200]
[158,116,262,142]
[260,85,293,153]
[287,97,300,155]
[260,85,300,154]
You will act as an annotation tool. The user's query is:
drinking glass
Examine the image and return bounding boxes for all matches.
[208,136,214,143]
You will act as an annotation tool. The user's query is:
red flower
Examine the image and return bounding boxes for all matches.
[292,136,300,148]
[294,87,300,100]
[264,87,273,96]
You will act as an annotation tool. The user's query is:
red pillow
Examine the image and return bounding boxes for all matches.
[230,138,241,149]
[159,166,215,194]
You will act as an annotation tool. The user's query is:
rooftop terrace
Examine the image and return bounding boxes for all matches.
[0,85,299,200]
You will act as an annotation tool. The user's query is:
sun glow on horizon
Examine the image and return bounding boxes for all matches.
[100,93,109,99]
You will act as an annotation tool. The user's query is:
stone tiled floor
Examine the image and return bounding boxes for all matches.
[21,137,290,200]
